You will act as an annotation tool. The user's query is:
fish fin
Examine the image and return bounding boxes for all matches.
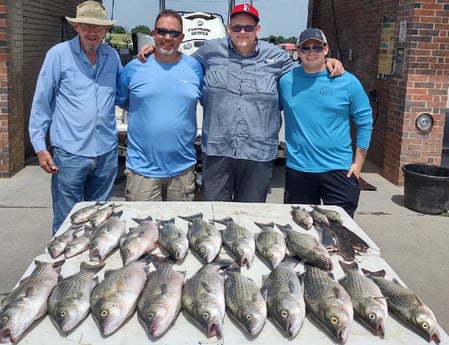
[254,221,275,230]
[275,223,293,233]
[178,213,203,222]
[150,254,175,267]
[361,268,387,278]
[160,283,169,296]
[80,261,105,274]
[201,281,215,293]
[111,210,123,218]
[214,217,234,225]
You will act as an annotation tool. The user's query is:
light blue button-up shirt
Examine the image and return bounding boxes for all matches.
[194,38,295,162]
[29,36,122,157]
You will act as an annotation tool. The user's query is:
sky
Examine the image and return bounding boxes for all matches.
[102,0,308,38]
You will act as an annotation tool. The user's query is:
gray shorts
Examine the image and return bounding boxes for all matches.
[125,165,196,201]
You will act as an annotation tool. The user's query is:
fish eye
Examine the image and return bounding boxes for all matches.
[200,246,206,253]
[60,310,67,318]
[246,314,253,321]
[202,311,209,319]
[281,310,289,318]
[173,245,178,251]
[100,310,109,318]
[148,312,155,319]
[330,316,338,325]
[268,253,273,259]
[238,249,244,255]
[123,249,130,255]
[1,316,8,324]
[369,313,376,320]
[422,322,429,330]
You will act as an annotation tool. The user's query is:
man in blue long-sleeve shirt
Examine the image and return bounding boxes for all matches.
[279,28,373,217]
[29,1,122,234]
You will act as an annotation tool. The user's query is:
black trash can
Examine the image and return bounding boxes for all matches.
[402,163,449,214]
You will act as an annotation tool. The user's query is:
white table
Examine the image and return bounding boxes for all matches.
[10,202,449,345]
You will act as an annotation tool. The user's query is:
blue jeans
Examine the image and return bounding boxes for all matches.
[51,147,118,234]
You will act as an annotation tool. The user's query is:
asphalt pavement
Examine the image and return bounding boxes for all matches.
[0,159,448,335]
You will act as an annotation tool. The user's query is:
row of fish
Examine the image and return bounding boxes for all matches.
[0,203,442,344]
[0,253,441,344]
[49,203,342,275]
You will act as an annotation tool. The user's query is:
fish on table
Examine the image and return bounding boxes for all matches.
[137,255,185,338]
[47,224,84,259]
[338,261,388,337]
[291,206,314,230]
[0,260,64,343]
[260,258,306,338]
[70,201,107,225]
[64,226,94,259]
[90,259,150,336]
[119,215,159,265]
[301,264,354,345]
[89,212,126,262]
[224,271,267,336]
[276,223,333,271]
[363,268,441,344]
[254,221,286,270]
[181,262,228,338]
[215,217,255,269]
[157,218,189,261]
[48,261,104,335]
[178,213,222,264]
[312,205,343,224]
[309,208,338,252]
[89,203,122,228]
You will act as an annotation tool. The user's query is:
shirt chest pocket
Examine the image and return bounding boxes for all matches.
[60,71,92,97]
[205,64,228,89]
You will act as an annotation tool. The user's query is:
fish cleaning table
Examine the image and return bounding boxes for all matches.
[8,202,449,345]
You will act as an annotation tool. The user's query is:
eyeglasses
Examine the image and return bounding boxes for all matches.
[155,28,183,38]
[230,24,257,33]
[78,23,106,33]
[299,45,325,54]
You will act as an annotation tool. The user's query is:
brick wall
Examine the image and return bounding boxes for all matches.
[0,3,8,177]
[310,0,449,184]
[0,0,80,177]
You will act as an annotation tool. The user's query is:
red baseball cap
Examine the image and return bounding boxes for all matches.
[230,3,259,23]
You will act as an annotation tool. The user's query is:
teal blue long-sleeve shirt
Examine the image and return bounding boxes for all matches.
[279,66,373,173]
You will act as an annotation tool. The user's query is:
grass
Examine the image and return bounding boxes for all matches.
[104,32,134,49]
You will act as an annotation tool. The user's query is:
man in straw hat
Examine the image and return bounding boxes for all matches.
[29,1,122,234]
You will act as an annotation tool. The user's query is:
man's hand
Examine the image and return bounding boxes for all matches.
[325,58,345,77]
[37,150,59,174]
[136,44,155,62]
[347,147,367,179]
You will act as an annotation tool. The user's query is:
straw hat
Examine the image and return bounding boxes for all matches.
[65,1,117,26]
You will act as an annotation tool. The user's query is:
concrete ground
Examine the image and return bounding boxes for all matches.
[0,159,448,334]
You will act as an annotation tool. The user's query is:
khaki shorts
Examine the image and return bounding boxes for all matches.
[125,165,196,201]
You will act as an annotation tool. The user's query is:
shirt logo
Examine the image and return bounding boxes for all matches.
[320,87,332,96]
[244,4,250,12]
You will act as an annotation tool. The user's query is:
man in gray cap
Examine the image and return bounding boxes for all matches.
[279,28,373,217]
[29,1,122,234]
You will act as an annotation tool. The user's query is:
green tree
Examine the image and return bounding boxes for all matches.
[131,25,151,35]
[111,25,126,34]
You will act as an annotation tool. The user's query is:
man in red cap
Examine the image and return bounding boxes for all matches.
[139,4,343,203]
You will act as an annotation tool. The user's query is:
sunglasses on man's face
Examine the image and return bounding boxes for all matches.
[299,45,325,54]
[155,28,182,38]
[229,24,257,33]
